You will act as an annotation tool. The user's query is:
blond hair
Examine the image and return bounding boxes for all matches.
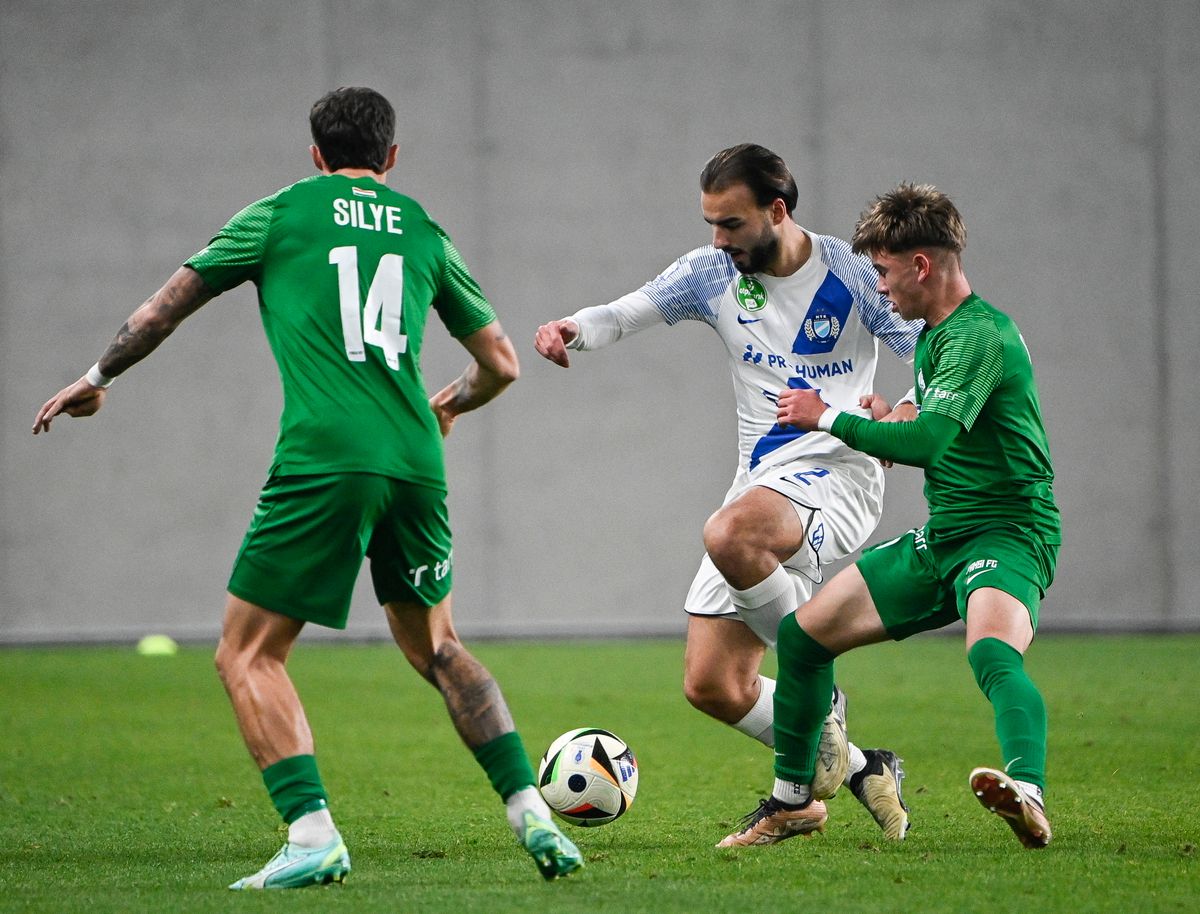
[851,183,966,256]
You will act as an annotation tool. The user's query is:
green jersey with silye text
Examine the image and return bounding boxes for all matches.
[185,174,497,488]
[913,293,1061,543]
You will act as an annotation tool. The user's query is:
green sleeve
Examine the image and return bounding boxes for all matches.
[184,193,278,293]
[920,319,1003,431]
[432,227,498,339]
[830,410,961,467]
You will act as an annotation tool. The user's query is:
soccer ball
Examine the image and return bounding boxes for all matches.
[537,728,638,827]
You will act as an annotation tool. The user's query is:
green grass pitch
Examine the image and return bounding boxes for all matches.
[1,635,1197,913]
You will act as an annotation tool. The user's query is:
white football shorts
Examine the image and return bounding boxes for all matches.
[684,454,885,643]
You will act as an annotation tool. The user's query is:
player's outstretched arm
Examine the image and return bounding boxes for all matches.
[32,266,215,434]
[832,410,959,468]
[533,319,579,368]
[430,320,520,437]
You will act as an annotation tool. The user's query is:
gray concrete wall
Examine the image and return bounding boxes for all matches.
[3,0,1197,642]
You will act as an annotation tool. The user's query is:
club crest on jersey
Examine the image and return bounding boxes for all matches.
[803,313,841,343]
[791,272,852,356]
[736,277,768,313]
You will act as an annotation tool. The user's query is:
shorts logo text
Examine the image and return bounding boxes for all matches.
[964,559,999,585]
[409,551,453,588]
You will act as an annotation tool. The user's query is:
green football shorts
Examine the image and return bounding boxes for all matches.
[228,472,453,629]
[856,523,1057,641]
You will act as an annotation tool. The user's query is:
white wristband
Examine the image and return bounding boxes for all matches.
[817,407,841,432]
[85,363,114,389]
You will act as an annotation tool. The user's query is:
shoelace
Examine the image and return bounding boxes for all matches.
[737,797,783,829]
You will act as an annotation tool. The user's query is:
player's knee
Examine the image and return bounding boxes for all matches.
[701,508,729,552]
[703,509,748,571]
[213,638,246,690]
[214,630,293,694]
[213,642,231,683]
[683,669,741,720]
[682,673,720,716]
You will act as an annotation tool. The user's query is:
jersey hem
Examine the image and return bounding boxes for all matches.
[267,463,448,491]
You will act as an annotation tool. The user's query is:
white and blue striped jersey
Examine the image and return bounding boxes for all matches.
[567,230,922,477]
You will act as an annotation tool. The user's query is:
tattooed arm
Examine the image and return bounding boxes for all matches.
[429,320,520,438]
[32,267,216,434]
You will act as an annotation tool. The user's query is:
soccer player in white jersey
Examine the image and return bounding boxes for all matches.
[535,144,922,840]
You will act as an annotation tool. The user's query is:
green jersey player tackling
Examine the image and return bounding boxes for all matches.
[719,183,1061,850]
[32,87,582,886]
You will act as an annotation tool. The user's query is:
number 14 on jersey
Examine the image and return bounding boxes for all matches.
[329,245,408,369]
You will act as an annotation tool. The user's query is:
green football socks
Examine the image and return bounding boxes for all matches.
[262,754,330,824]
[968,637,1047,791]
[772,617,836,784]
[473,731,538,801]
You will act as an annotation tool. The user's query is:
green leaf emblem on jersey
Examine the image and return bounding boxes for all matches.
[736,277,768,313]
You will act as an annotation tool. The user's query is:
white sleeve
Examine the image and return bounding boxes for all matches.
[565,291,667,351]
[564,246,733,351]
[816,234,923,359]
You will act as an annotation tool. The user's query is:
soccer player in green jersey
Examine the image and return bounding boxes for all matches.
[719,183,1061,850]
[32,87,583,886]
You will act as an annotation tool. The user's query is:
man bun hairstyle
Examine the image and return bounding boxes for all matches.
[309,86,396,173]
[700,144,799,215]
[851,182,966,256]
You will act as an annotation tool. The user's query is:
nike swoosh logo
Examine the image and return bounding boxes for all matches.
[964,567,997,585]
[737,315,763,324]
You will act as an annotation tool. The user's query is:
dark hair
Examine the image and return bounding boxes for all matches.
[309,87,396,173]
[700,144,799,215]
[851,183,966,256]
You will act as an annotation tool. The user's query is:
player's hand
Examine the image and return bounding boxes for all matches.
[429,384,457,438]
[32,377,108,434]
[859,393,893,421]
[533,319,579,368]
[858,393,917,468]
[776,387,827,430]
[882,400,918,423]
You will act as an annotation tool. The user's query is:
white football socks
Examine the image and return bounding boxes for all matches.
[846,743,868,783]
[505,785,553,838]
[732,675,776,746]
[728,566,877,798]
[727,565,799,649]
[288,807,338,848]
[731,672,871,790]
[772,778,812,808]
